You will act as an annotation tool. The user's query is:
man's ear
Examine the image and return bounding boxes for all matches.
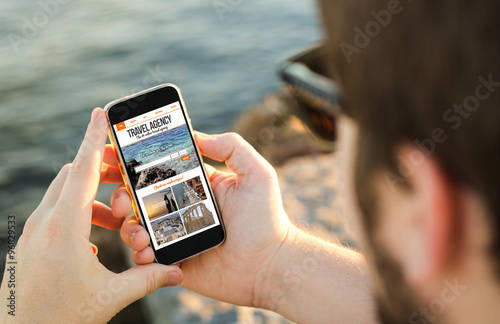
[378,144,458,299]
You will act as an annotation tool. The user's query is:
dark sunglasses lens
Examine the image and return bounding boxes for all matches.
[296,99,336,143]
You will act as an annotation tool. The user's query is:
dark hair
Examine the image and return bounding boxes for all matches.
[319,0,499,275]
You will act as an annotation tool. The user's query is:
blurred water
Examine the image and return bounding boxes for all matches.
[0,0,321,221]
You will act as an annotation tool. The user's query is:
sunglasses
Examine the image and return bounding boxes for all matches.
[277,43,342,150]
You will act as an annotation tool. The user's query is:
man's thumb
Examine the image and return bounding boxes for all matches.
[116,264,183,306]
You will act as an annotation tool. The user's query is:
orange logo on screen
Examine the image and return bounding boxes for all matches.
[116,122,126,131]
[181,155,190,161]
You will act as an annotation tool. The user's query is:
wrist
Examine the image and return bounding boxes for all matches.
[252,222,301,312]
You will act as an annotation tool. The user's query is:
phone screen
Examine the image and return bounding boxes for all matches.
[110,98,221,251]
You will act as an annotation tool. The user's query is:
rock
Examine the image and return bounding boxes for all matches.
[124,159,177,189]
[136,166,177,190]
[125,159,141,188]
[231,90,330,166]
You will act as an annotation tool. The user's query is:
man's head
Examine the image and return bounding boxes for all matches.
[319,0,499,323]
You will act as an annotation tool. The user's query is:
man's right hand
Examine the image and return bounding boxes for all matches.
[120,132,292,307]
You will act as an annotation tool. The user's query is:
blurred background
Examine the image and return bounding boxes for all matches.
[0,0,354,323]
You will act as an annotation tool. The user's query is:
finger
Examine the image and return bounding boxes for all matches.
[90,242,98,255]
[195,132,272,177]
[91,201,124,230]
[204,163,217,178]
[103,144,119,167]
[131,247,155,265]
[110,184,132,218]
[116,264,182,308]
[99,163,123,184]
[121,216,151,250]
[37,163,72,210]
[203,163,234,194]
[57,108,108,230]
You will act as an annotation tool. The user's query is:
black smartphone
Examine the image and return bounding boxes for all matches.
[105,84,225,265]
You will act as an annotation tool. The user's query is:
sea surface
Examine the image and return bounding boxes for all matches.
[0,0,321,224]
[122,124,193,164]
[123,124,202,182]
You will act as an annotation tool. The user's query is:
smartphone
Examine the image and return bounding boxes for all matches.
[105,84,225,264]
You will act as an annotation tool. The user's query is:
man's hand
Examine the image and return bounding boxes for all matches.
[120,132,292,307]
[0,109,183,323]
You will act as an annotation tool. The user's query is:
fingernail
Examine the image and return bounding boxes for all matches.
[91,108,100,122]
[130,231,136,245]
[166,271,181,287]
[90,243,98,255]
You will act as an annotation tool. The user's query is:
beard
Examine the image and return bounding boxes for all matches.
[358,202,449,324]
[352,133,447,323]
[355,177,426,322]
[368,240,421,324]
